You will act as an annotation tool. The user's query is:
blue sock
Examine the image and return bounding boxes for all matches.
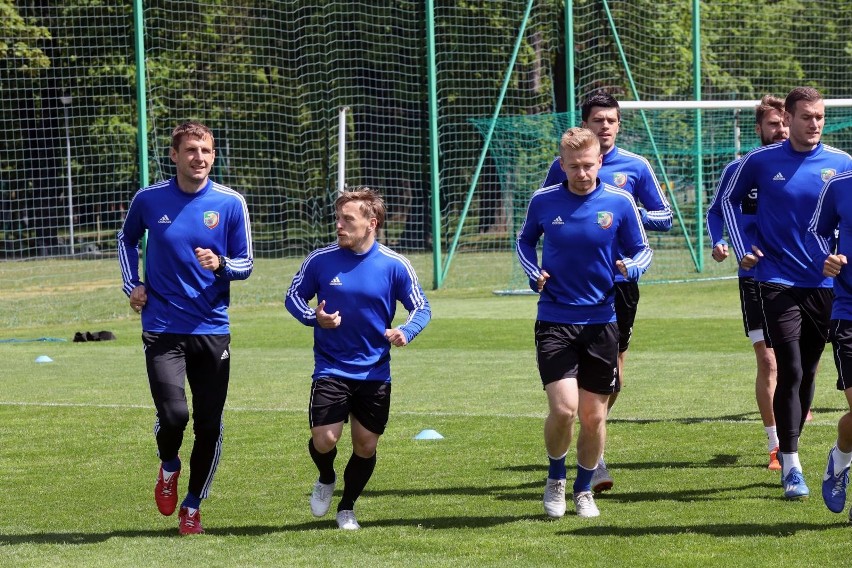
[547,452,567,480]
[162,456,181,473]
[573,463,595,493]
[181,492,201,510]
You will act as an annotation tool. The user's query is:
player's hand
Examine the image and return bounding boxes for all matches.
[616,259,642,281]
[740,246,763,270]
[824,254,847,277]
[129,284,147,314]
[712,243,729,262]
[385,328,408,347]
[315,300,341,328]
[536,270,550,293]
[194,247,221,272]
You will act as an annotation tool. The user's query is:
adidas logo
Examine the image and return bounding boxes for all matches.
[773,172,786,181]
[158,215,171,224]
[552,216,564,225]
[330,276,343,286]
[220,349,230,361]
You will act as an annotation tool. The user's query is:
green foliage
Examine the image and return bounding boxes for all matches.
[0,0,51,72]
[571,0,852,101]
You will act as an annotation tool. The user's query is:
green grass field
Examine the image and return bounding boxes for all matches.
[1,266,850,566]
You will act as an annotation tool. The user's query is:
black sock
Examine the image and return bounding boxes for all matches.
[338,452,376,512]
[308,438,337,484]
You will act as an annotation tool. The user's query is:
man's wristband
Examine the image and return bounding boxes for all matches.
[214,255,226,276]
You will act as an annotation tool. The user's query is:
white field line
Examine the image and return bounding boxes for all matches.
[0,399,826,424]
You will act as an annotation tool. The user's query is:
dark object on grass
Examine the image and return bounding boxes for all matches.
[73,331,117,342]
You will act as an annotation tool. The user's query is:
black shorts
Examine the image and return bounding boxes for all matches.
[738,276,765,337]
[309,377,392,435]
[757,282,832,348]
[828,319,852,391]
[534,320,619,395]
[614,281,640,352]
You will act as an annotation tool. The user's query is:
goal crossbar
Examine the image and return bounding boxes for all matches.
[619,99,852,110]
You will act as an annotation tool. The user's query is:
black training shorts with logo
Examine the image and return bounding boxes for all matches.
[309,376,392,435]
[534,320,619,395]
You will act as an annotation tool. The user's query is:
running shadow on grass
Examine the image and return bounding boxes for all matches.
[359,479,541,499]
[607,411,758,424]
[335,453,761,506]
[486,479,779,505]
[587,481,779,505]
[494,454,782,504]
[357,474,777,506]
[0,514,543,545]
[558,521,838,538]
[0,528,189,545]
[499,453,750,475]
[3,513,838,545]
[605,406,845,424]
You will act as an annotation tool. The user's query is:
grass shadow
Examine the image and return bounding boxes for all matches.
[557,520,844,538]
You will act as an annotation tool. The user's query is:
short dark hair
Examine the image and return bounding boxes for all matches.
[335,187,386,229]
[171,121,214,151]
[784,87,822,115]
[581,92,621,122]
[755,94,784,124]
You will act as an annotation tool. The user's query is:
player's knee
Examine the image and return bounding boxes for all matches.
[755,350,776,375]
[578,407,606,431]
[158,403,190,430]
[550,405,577,425]
[193,421,223,446]
[352,438,378,458]
[313,428,341,453]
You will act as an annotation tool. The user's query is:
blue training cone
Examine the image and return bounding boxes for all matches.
[414,429,444,440]
[35,355,53,363]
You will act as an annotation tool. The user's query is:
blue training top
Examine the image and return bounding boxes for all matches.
[722,140,852,287]
[117,177,254,334]
[807,170,852,319]
[285,240,431,382]
[516,180,653,325]
[542,146,669,284]
[541,145,672,233]
[706,157,758,278]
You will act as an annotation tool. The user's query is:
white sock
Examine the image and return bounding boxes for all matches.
[765,426,779,452]
[781,452,801,477]
[162,469,176,481]
[832,444,852,476]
